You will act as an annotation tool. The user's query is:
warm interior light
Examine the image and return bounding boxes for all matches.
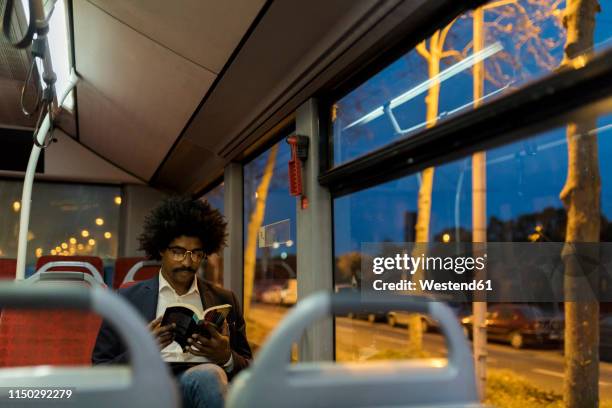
[104,232,112,239]
[69,237,77,244]
[35,248,43,258]
[61,243,68,249]
[50,249,57,255]
[442,233,451,243]
[12,201,21,212]
[95,218,104,226]
[114,196,122,205]
[81,230,89,238]
[88,239,96,246]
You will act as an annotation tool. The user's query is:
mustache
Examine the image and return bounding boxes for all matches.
[172,267,196,273]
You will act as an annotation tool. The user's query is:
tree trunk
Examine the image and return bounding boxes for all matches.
[243,145,279,318]
[408,32,443,351]
[472,6,488,399]
[560,1,601,406]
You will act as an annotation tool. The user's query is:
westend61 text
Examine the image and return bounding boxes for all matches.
[372,279,493,292]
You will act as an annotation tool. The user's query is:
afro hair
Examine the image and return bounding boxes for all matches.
[138,196,227,260]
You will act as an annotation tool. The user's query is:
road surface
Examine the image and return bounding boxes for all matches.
[249,303,612,400]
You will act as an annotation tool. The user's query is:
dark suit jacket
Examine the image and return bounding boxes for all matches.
[92,276,252,378]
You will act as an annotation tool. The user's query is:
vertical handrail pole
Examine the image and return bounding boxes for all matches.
[16,69,78,280]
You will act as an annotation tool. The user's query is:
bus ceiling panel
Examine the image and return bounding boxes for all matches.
[87,0,267,75]
[72,0,216,180]
[44,129,144,185]
[153,138,224,194]
[178,0,405,159]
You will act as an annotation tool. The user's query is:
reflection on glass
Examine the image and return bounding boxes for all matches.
[243,135,297,349]
[332,0,612,165]
[0,180,120,275]
[201,183,225,285]
[334,101,611,398]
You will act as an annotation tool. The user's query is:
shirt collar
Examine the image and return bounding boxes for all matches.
[158,269,199,296]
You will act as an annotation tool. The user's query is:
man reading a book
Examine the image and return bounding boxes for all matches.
[92,196,252,408]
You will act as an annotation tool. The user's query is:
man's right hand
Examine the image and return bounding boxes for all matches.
[148,316,175,350]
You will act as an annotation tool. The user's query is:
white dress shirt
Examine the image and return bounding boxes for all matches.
[155,271,233,371]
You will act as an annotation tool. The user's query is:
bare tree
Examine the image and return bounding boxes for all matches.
[243,145,279,318]
[559,1,602,406]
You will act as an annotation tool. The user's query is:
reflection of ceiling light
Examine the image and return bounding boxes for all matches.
[55,246,61,252]
[81,230,89,237]
[77,244,84,250]
[35,248,43,258]
[50,249,57,255]
[286,240,294,247]
[343,41,504,131]
[12,201,21,212]
[272,242,280,249]
[95,218,104,226]
[281,252,287,260]
[104,232,112,239]
[114,196,122,205]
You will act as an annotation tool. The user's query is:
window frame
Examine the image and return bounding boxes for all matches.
[320,46,612,198]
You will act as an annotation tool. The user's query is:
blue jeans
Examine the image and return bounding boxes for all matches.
[178,363,228,408]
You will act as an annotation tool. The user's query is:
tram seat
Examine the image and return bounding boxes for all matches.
[114,258,160,289]
[227,292,482,408]
[0,272,104,367]
[0,259,16,280]
[119,281,139,289]
[37,255,104,277]
[0,310,101,367]
[0,283,179,406]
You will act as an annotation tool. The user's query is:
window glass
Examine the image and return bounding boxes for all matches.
[333,97,611,399]
[0,180,121,276]
[201,182,224,285]
[21,0,73,109]
[332,0,612,166]
[243,136,297,349]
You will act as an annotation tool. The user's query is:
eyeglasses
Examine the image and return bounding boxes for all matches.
[167,246,206,263]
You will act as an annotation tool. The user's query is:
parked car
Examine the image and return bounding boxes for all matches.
[280,279,297,306]
[461,304,563,349]
[260,285,283,304]
[387,302,471,332]
[333,284,387,322]
[600,314,612,362]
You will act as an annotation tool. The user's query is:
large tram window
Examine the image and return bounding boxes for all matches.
[333,98,611,400]
[0,180,120,274]
[201,183,224,286]
[243,140,297,349]
[331,1,612,166]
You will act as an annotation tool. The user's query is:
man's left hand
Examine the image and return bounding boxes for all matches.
[186,324,231,365]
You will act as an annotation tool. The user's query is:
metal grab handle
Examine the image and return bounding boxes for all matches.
[36,261,105,284]
[254,292,473,375]
[123,260,160,284]
[27,271,106,287]
[0,283,173,396]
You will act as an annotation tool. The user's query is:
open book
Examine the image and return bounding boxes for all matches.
[161,303,232,350]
